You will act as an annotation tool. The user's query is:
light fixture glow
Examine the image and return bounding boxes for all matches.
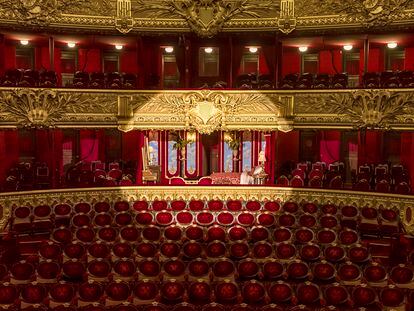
[387,42,398,49]
[298,46,308,52]
[67,42,76,48]
[249,47,258,53]
[165,46,174,53]
[343,45,353,51]
[20,40,29,46]
[115,45,123,50]
[204,47,213,54]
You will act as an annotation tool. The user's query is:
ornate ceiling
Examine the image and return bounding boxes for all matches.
[0,0,413,36]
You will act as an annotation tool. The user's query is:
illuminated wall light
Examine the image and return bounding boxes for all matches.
[204,47,213,54]
[249,47,258,53]
[387,42,398,49]
[298,46,308,52]
[343,45,353,51]
[165,46,174,53]
[67,42,76,48]
[115,45,123,50]
[20,40,29,46]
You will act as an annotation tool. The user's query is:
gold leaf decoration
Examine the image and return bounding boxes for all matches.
[134,0,279,37]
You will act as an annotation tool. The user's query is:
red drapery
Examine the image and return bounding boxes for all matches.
[122,130,144,184]
[358,130,383,165]
[282,49,301,76]
[0,130,19,187]
[265,132,277,183]
[319,130,341,164]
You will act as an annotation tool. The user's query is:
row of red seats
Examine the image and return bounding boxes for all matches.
[0,280,410,310]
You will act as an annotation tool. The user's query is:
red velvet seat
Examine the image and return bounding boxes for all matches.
[247,200,263,211]
[227,200,243,211]
[53,203,72,227]
[208,200,224,211]
[215,281,238,304]
[337,262,361,284]
[32,205,53,231]
[238,259,260,279]
[364,263,387,285]
[312,261,336,281]
[39,242,62,260]
[164,225,182,241]
[302,202,318,214]
[21,283,47,305]
[380,285,405,308]
[73,213,91,227]
[250,226,269,242]
[267,281,292,303]
[0,283,19,305]
[299,243,321,262]
[136,242,157,258]
[323,284,349,306]
[324,244,346,263]
[64,242,86,260]
[196,211,215,226]
[113,259,136,279]
[340,205,359,229]
[133,200,149,211]
[138,259,161,278]
[283,201,299,213]
[114,200,130,212]
[37,261,60,282]
[52,227,73,244]
[207,225,226,242]
[49,283,75,305]
[93,213,113,227]
[213,259,235,279]
[112,242,133,258]
[88,241,110,259]
[348,244,370,263]
[87,259,111,281]
[78,281,103,304]
[237,212,255,226]
[390,264,414,286]
[11,261,34,283]
[185,225,204,241]
[188,259,210,279]
[133,280,158,303]
[13,206,32,232]
[206,241,226,258]
[278,213,296,227]
[163,259,186,279]
[287,260,309,280]
[94,202,111,213]
[380,209,399,234]
[142,226,161,241]
[155,211,174,226]
[228,226,248,241]
[273,227,292,243]
[189,200,205,211]
[262,261,284,280]
[62,260,85,281]
[352,285,377,307]
[241,280,265,304]
[294,228,314,244]
[105,281,131,302]
[160,242,181,258]
[74,202,92,214]
[319,215,338,229]
[152,200,168,211]
[229,242,249,259]
[257,212,276,227]
[176,211,194,225]
[253,242,273,259]
[321,204,337,215]
[339,229,359,245]
[119,225,139,242]
[295,282,320,305]
[171,200,187,211]
[76,227,96,243]
[161,280,185,303]
[299,214,317,228]
[317,229,337,244]
[188,281,211,303]
[135,212,154,226]
[275,242,296,260]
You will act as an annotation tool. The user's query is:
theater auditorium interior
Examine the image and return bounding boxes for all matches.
[1,0,414,310]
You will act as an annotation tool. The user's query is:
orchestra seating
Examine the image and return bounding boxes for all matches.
[1,198,412,311]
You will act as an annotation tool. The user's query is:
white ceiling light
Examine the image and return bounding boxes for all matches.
[298,46,308,52]
[249,47,258,53]
[343,45,353,51]
[204,47,213,54]
[67,42,76,48]
[165,46,174,53]
[20,40,29,46]
[387,42,398,49]
[115,45,123,50]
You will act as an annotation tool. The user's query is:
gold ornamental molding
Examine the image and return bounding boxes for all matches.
[1,88,414,131]
[1,0,414,35]
[0,186,414,234]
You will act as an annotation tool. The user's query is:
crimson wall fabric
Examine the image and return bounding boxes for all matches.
[319,131,341,164]
[368,48,385,72]
[35,47,50,71]
[79,130,99,162]
[401,133,414,187]
[265,132,277,183]
[122,130,144,184]
[0,131,19,187]
[4,45,16,70]
[120,50,138,74]
[276,130,300,175]
[358,130,383,165]
[319,50,342,74]
[405,47,414,70]
[282,49,300,76]
[78,49,101,72]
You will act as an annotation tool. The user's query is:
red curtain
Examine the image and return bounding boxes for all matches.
[368,48,385,72]
[78,49,101,72]
[265,132,277,183]
[276,130,300,176]
[232,44,244,85]
[120,50,138,74]
[262,44,275,77]
[80,130,100,162]
[405,47,414,71]
[282,49,300,76]
[176,37,186,87]
[319,130,341,164]
[401,132,414,186]
[122,130,144,184]
[358,130,383,165]
[319,50,342,74]
[0,130,19,187]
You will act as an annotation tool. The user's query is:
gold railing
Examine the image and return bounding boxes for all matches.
[0,87,414,132]
[0,186,413,234]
